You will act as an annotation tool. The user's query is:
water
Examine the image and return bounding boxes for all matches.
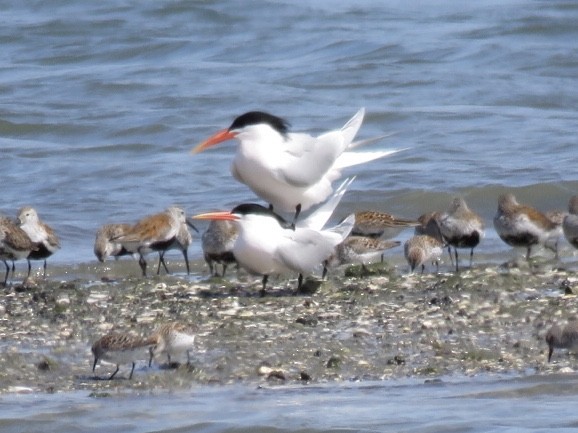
[2,0,578,265]
[2,375,578,433]
[1,0,578,429]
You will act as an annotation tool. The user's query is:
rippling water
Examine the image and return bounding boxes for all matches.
[3,375,578,433]
[2,0,578,428]
[2,0,578,265]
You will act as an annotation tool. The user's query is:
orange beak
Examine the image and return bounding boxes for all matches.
[192,211,239,221]
[191,129,236,154]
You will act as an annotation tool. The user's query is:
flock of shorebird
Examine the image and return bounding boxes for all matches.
[3,108,578,378]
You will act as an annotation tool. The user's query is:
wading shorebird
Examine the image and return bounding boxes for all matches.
[493,193,561,260]
[438,197,485,272]
[91,332,157,380]
[17,207,60,278]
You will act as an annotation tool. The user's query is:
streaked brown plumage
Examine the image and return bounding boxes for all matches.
[17,207,60,278]
[201,219,238,277]
[352,210,419,239]
[93,223,133,262]
[414,212,444,242]
[404,235,444,274]
[323,235,400,278]
[91,332,157,380]
[116,206,193,276]
[493,193,561,260]
[148,322,197,367]
[0,216,36,285]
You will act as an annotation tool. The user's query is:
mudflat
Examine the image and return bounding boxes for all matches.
[0,260,575,394]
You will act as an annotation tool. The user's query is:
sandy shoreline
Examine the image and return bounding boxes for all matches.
[1,256,577,395]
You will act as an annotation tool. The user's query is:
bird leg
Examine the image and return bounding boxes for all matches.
[446,245,454,267]
[108,364,120,380]
[138,253,148,277]
[128,362,135,380]
[260,275,269,296]
[454,248,459,272]
[157,252,170,275]
[148,347,154,367]
[206,259,215,277]
[2,261,9,286]
[182,249,190,275]
[297,273,303,290]
[291,204,302,229]
[322,261,328,280]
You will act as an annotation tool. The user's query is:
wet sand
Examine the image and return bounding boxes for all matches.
[1,255,577,395]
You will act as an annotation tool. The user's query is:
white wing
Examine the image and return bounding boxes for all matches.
[276,229,342,275]
[326,213,355,241]
[347,132,399,149]
[333,148,408,171]
[275,109,365,187]
[297,177,355,231]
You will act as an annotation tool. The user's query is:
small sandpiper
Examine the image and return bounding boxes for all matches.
[438,197,485,272]
[323,235,400,278]
[352,210,420,239]
[116,206,195,276]
[0,216,36,285]
[93,223,133,262]
[414,212,444,242]
[91,332,157,380]
[404,234,444,274]
[201,219,238,277]
[148,322,197,367]
[493,193,561,260]
[545,322,578,363]
[17,207,60,278]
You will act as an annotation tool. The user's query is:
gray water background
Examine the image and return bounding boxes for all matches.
[1,0,577,267]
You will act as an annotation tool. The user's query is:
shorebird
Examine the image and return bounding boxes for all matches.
[116,206,195,277]
[414,212,444,242]
[0,216,36,285]
[193,179,355,293]
[194,204,354,293]
[93,223,133,262]
[201,219,238,277]
[192,108,403,222]
[562,196,578,250]
[17,207,60,277]
[323,235,401,278]
[91,332,157,380]
[493,193,561,260]
[404,235,444,274]
[545,209,567,228]
[438,197,485,272]
[351,210,420,239]
[545,322,578,362]
[148,322,196,367]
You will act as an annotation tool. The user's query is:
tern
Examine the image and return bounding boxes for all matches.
[193,178,355,294]
[192,108,403,221]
